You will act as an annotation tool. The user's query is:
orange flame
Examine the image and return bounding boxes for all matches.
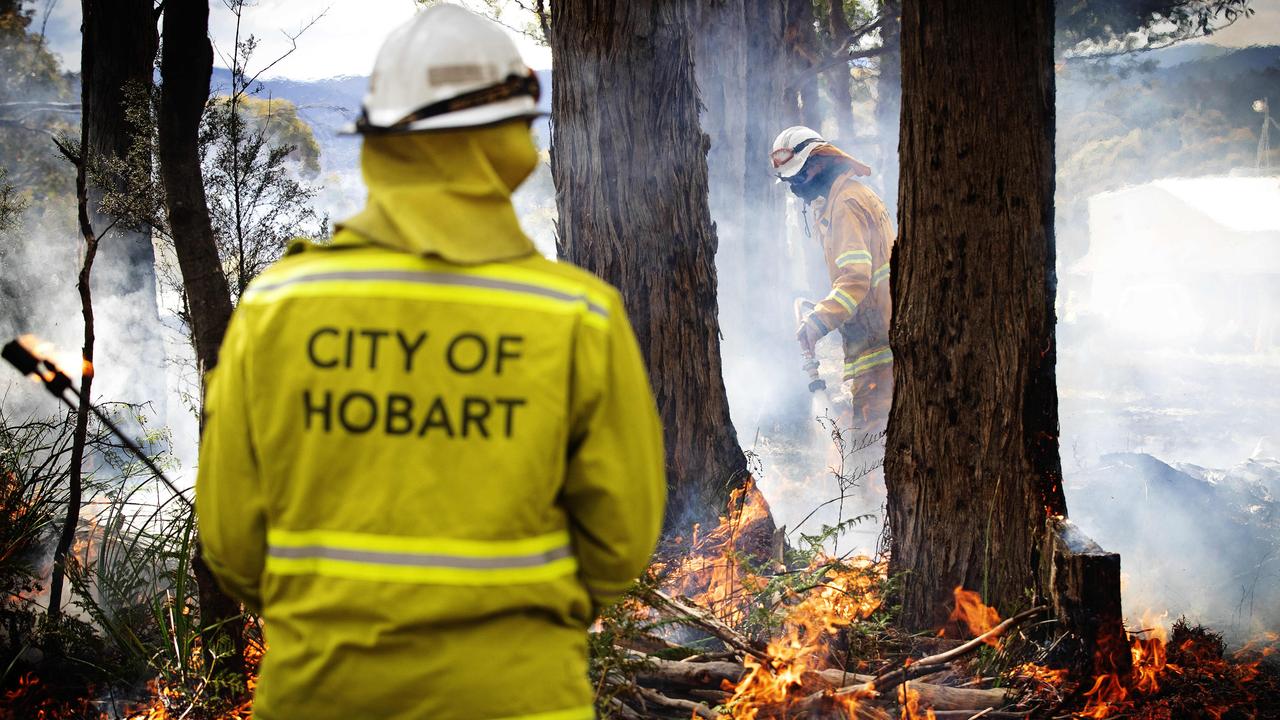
[941,586,1002,647]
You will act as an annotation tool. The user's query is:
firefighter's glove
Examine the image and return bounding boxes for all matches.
[796,312,829,354]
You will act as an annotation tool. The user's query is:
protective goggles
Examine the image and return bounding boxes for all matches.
[770,137,822,170]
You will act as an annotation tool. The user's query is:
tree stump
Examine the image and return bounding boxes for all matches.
[1041,515,1131,678]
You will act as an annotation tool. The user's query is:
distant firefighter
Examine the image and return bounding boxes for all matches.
[196,6,665,719]
[772,126,895,432]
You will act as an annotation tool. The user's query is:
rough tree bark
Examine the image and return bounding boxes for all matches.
[158,1,233,373]
[156,0,242,679]
[80,0,165,412]
[885,0,1068,629]
[549,2,751,532]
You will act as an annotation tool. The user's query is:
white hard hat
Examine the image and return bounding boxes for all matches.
[770,126,827,179]
[349,4,545,134]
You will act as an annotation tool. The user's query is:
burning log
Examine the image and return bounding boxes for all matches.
[629,652,1022,714]
[644,587,769,659]
[1040,515,1130,678]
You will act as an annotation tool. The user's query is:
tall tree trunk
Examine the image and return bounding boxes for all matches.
[549,1,751,532]
[874,0,901,219]
[885,0,1067,630]
[825,0,856,141]
[697,0,748,340]
[80,0,165,416]
[46,129,97,631]
[695,0,798,436]
[784,0,823,130]
[157,0,242,680]
[740,0,801,425]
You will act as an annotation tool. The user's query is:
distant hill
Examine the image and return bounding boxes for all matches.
[1055,43,1280,262]
[212,68,554,174]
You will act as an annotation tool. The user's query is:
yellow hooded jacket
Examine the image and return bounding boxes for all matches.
[196,122,666,720]
[809,169,895,382]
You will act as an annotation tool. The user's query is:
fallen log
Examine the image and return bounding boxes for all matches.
[634,654,743,689]
[632,653,1013,712]
[645,588,768,659]
[811,669,1009,711]
[631,685,718,719]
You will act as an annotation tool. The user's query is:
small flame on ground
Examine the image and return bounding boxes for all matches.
[940,586,1002,647]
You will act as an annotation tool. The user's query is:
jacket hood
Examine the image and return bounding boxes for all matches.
[336,120,539,264]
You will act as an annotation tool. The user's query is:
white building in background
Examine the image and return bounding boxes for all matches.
[1069,176,1280,354]
[1057,175,1280,469]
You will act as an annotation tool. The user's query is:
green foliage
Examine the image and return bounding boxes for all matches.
[0,412,70,681]
[1059,0,1253,58]
[588,574,665,716]
[200,32,325,300]
[222,95,322,178]
[0,5,75,200]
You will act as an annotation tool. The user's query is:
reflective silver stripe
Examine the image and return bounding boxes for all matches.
[252,270,610,320]
[267,543,574,569]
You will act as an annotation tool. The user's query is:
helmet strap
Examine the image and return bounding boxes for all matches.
[357,71,541,134]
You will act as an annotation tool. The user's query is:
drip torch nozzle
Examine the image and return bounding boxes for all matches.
[3,340,72,398]
[2,340,38,376]
[2,336,193,509]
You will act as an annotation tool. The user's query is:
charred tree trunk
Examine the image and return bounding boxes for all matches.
[157,0,242,680]
[549,2,752,532]
[46,132,97,631]
[874,0,900,218]
[80,0,165,413]
[885,0,1067,629]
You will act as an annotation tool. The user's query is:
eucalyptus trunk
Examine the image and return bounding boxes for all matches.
[157,0,243,680]
[886,0,1067,630]
[549,1,751,532]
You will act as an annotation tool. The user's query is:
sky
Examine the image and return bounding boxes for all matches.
[34,0,553,81]
[28,0,1279,82]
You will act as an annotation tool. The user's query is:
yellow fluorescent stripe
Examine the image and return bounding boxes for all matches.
[244,280,609,331]
[872,263,891,286]
[488,704,597,720]
[845,347,893,375]
[253,251,611,313]
[828,289,857,313]
[266,555,579,586]
[267,528,572,557]
[836,251,873,267]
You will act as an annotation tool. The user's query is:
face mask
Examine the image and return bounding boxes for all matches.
[786,157,843,204]
[787,173,827,203]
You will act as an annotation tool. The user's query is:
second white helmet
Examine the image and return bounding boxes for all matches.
[770,126,827,179]
[352,4,545,134]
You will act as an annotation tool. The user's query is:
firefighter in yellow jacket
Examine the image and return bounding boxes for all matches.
[771,126,894,431]
[196,6,665,719]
